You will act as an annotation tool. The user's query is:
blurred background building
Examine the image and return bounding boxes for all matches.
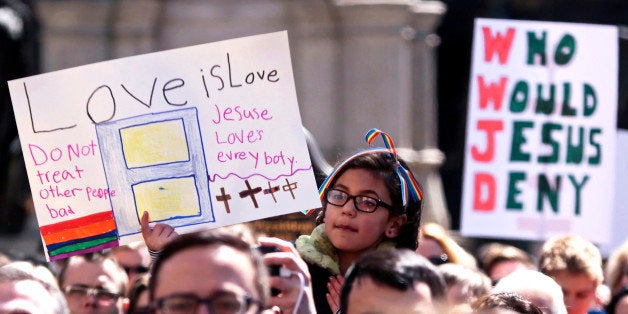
[1,0,626,258]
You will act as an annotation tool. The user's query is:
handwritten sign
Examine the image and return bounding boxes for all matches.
[8,31,321,260]
[461,19,617,243]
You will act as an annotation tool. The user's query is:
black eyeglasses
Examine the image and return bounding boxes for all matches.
[155,291,262,314]
[325,189,394,213]
[427,253,449,266]
[63,284,122,305]
[123,265,150,274]
[131,306,153,314]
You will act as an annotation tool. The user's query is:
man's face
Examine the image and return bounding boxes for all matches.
[62,258,127,314]
[346,276,437,314]
[489,260,529,285]
[551,271,597,314]
[153,245,261,314]
[112,247,150,292]
[0,280,57,314]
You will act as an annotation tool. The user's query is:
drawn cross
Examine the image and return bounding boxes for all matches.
[282,179,298,199]
[216,187,232,213]
[263,181,281,203]
[239,180,262,208]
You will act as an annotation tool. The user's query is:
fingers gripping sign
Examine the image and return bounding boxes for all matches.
[258,237,316,314]
[140,211,178,252]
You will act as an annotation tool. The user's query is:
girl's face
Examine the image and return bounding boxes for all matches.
[323,168,399,255]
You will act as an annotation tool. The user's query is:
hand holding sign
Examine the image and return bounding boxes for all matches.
[140,211,178,252]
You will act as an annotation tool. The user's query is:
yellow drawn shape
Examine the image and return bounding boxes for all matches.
[120,120,189,168]
[134,177,200,221]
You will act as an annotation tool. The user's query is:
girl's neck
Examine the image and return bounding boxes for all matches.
[337,251,361,275]
[336,236,389,274]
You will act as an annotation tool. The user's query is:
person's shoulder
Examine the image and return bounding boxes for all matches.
[306,260,333,277]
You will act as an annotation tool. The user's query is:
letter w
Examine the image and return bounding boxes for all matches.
[477,76,507,111]
[482,26,515,64]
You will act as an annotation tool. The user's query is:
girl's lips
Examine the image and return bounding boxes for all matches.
[335,224,357,232]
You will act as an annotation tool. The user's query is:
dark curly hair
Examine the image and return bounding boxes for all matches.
[314,151,422,250]
[472,292,543,314]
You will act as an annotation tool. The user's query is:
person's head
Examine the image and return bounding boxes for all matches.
[3,260,60,289]
[111,241,150,293]
[149,228,270,314]
[492,269,567,314]
[472,292,544,314]
[605,240,628,295]
[438,263,491,307]
[538,235,603,314]
[314,149,422,254]
[0,251,11,267]
[606,285,628,314]
[127,272,151,314]
[0,263,69,314]
[417,222,478,269]
[339,248,446,314]
[478,242,535,285]
[58,252,129,314]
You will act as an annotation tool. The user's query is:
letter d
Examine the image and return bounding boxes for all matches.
[473,172,496,211]
[29,144,48,166]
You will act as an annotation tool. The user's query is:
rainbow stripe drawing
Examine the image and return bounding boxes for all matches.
[40,211,119,261]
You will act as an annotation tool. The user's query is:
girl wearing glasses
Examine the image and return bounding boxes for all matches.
[296,129,423,314]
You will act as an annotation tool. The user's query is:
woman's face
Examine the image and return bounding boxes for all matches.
[323,168,397,256]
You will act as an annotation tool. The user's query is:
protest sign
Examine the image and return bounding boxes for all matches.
[8,31,321,260]
[461,19,617,243]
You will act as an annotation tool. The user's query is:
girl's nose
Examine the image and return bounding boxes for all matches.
[340,198,357,216]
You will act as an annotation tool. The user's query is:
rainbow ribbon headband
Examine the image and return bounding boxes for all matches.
[306,128,423,216]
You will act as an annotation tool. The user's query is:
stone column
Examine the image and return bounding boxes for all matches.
[334,1,415,151]
[287,1,344,153]
[335,0,449,228]
[405,1,449,228]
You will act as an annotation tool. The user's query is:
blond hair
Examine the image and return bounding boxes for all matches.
[538,234,603,285]
[420,222,477,269]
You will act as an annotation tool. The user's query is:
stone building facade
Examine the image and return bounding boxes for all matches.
[35,0,450,236]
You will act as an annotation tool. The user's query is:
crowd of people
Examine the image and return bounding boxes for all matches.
[1,130,628,314]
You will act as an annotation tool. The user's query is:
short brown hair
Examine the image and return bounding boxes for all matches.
[538,234,603,285]
[57,251,128,293]
[478,242,534,275]
[148,228,270,306]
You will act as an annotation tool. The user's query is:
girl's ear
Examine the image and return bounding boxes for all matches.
[385,215,407,238]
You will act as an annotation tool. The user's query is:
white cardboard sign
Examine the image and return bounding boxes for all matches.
[461,19,617,243]
[8,31,320,260]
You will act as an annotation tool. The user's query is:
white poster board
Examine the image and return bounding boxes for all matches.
[461,18,618,243]
[601,130,628,255]
[8,31,321,260]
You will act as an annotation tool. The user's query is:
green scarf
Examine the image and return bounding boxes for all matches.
[295,224,396,275]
